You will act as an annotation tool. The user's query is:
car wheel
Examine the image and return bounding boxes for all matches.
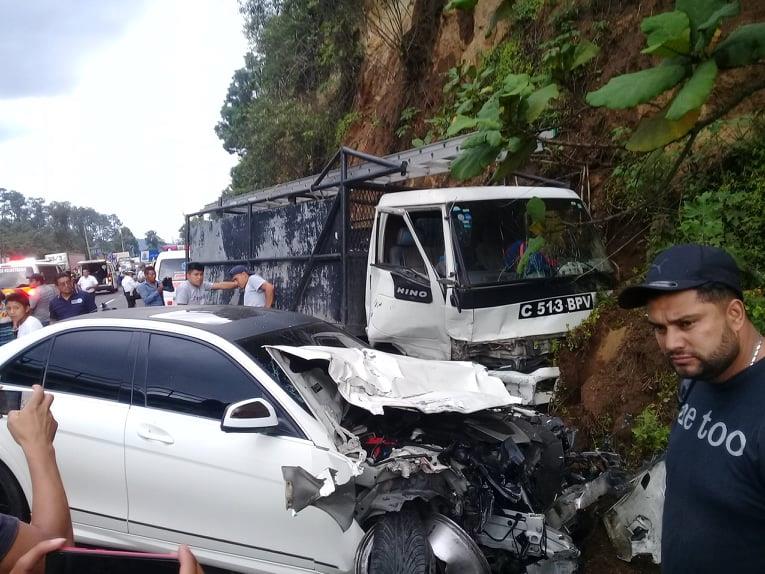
[0,462,30,522]
[366,508,434,574]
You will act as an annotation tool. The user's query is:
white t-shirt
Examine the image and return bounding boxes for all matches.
[233,274,267,307]
[78,275,99,293]
[16,316,43,338]
[121,275,137,294]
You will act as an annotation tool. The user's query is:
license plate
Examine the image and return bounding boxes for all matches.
[518,294,595,319]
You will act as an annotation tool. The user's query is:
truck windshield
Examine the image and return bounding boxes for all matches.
[0,267,32,289]
[450,197,612,286]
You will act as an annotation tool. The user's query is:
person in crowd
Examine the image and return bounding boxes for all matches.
[228,265,274,308]
[0,385,74,572]
[121,270,138,309]
[76,269,98,294]
[618,244,765,573]
[0,293,13,347]
[49,273,97,322]
[136,266,164,307]
[4,291,42,339]
[27,274,57,327]
[175,263,237,306]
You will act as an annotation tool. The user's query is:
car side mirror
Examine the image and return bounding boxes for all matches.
[221,398,279,432]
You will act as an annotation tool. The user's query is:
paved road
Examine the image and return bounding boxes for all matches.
[95,289,128,310]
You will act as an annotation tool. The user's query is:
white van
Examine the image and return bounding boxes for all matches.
[0,259,62,292]
[78,260,118,293]
[154,251,187,306]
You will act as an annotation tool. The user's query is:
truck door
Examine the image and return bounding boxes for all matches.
[366,209,450,360]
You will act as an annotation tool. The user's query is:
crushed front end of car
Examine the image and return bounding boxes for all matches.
[269,346,626,573]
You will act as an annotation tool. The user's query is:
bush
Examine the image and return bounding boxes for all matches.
[631,406,670,462]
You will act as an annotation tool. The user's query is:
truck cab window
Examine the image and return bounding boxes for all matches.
[409,211,446,277]
[380,214,427,275]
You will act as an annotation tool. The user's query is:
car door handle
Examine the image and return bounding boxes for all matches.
[137,424,174,445]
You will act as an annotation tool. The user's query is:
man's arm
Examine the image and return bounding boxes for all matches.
[262,282,275,308]
[0,386,73,573]
[47,302,58,323]
[210,280,238,291]
[175,285,189,305]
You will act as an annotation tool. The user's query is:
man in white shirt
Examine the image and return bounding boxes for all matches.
[77,269,98,294]
[121,270,138,308]
[228,265,274,308]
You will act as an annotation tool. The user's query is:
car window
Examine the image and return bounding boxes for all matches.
[0,339,52,387]
[45,331,134,401]
[146,334,268,420]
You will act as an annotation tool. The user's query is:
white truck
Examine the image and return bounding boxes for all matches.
[188,142,615,404]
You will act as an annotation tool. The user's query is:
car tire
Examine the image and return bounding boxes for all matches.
[367,508,434,574]
[0,462,30,522]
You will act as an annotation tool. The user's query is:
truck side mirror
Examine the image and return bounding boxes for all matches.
[437,277,457,287]
[221,398,279,432]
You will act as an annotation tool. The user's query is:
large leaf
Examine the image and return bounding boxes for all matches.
[570,40,600,69]
[524,84,559,122]
[451,141,501,180]
[586,63,687,109]
[641,11,691,57]
[626,108,700,152]
[477,97,502,129]
[446,115,479,137]
[698,2,739,31]
[666,60,717,120]
[501,73,532,96]
[676,0,728,45]
[492,137,536,180]
[445,0,478,11]
[714,23,765,69]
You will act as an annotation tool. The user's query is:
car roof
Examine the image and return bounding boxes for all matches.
[87,305,323,340]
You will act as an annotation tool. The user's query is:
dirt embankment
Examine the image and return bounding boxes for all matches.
[555,302,676,455]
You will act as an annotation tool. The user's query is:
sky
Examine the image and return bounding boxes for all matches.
[0,0,249,242]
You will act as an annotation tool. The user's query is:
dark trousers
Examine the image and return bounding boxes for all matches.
[124,291,136,308]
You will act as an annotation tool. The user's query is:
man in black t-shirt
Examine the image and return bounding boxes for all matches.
[619,244,765,573]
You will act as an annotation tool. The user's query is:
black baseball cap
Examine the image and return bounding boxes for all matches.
[228,265,250,277]
[618,244,743,309]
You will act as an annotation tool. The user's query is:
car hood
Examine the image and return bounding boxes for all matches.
[267,345,520,418]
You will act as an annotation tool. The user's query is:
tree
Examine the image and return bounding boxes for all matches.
[144,230,164,251]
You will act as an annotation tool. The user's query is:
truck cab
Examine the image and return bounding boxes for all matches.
[366,187,615,371]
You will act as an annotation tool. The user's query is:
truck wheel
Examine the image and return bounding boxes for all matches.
[367,508,434,574]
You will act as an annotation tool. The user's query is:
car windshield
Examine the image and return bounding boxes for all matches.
[236,322,365,413]
[158,258,185,278]
[450,197,613,286]
[0,267,32,289]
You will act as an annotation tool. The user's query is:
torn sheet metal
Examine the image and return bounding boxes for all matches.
[268,345,521,415]
[282,466,357,532]
[489,367,560,405]
[546,468,628,530]
[603,459,665,564]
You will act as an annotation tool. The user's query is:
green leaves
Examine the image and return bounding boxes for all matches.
[586,63,687,109]
[666,60,717,120]
[446,115,479,137]
[444,0,478,10]
[626,108,700,152]
[676,0,739,51]
[449,69,559,180]
[714,23,765,68]
[641,11,691,57]
[570,40,600,70]
[524,84,559,122]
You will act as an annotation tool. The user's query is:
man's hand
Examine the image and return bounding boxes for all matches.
[9,538,65,574]
[157,283,164,293]
[7,386,57,455]
[178,545,204,574]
